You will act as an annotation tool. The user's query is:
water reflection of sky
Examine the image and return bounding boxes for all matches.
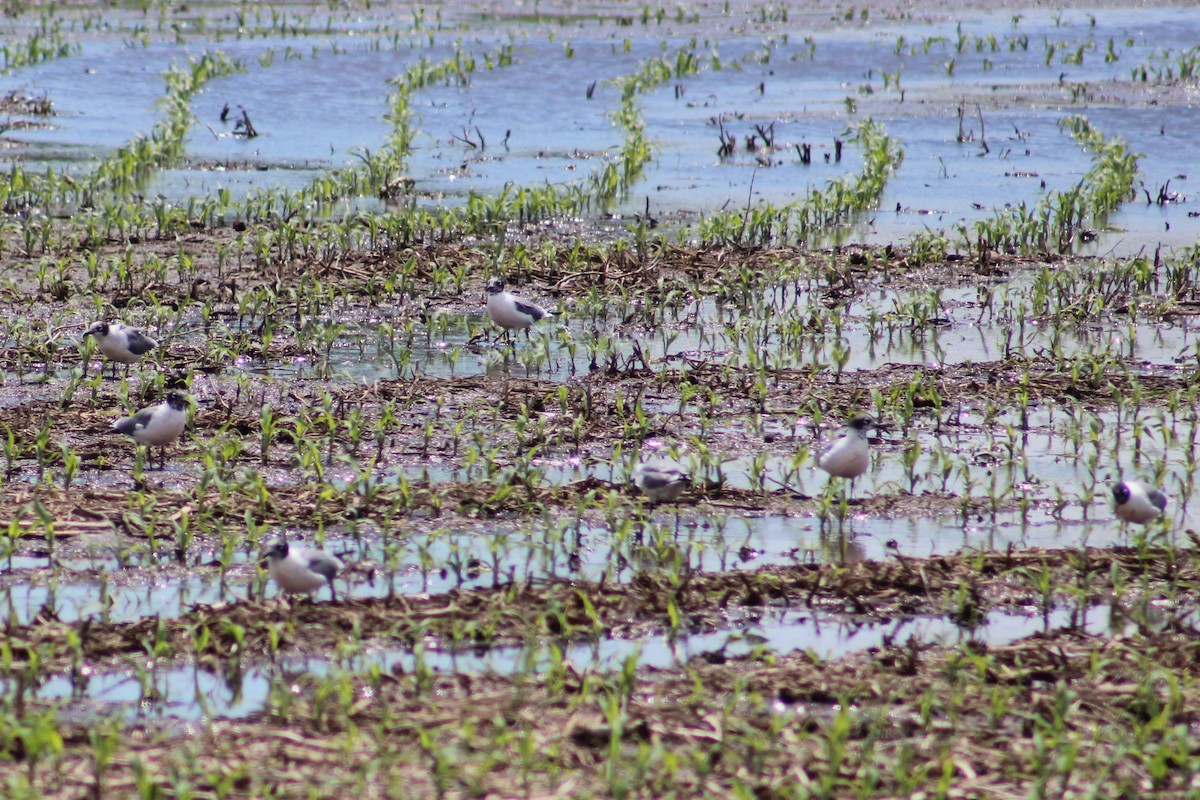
[0,6,1194,251]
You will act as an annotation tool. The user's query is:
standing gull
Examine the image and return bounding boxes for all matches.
[264,538,343,602]
[818,416,875,496]
[633,456,690,504]
[486,277,555,340]
[113,391,188,469]
[84,321,157,379]
[1112,480,1168,525]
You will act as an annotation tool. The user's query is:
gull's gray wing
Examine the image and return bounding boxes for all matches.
[638,470,683,490]
[513,300,549,321]
[636,458,688,488]
[114,408,154,436]
[305,550,342,582]
[125,330,157,355]
[1147,488,1169,512]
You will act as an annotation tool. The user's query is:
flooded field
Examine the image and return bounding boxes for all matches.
[0,0,1199,796]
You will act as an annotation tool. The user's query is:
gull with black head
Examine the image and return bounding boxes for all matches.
[264,538,343,602]
[486,277,555,341]
[1112,479,1168,526]
[83,321,157,379]
[113,391,188,469]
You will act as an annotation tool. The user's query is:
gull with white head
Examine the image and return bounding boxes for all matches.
[486,277,555,340]
[633,456,690,504]
[264,538,344,602]
[113,391,188,469]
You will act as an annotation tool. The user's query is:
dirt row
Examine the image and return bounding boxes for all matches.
[13,621,1200,798]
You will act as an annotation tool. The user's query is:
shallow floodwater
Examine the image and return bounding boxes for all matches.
[28,603,1116,721]
[0,4,1196,251]
[0,0,1193,730]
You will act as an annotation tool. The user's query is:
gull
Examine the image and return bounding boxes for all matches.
[84,321,158,379]
[486,277,554,339]
[1112,480,1168,525]
[818,416,875,495]
[633,456,690,503]
[113,391,188,469]
[264,538,343,601]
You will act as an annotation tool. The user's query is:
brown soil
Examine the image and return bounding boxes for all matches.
[20,623,1200,798]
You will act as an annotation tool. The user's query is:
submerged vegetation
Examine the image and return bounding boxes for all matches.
[698,118,905,245]
[911,113,1142,260]
[0,0,1194,797]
